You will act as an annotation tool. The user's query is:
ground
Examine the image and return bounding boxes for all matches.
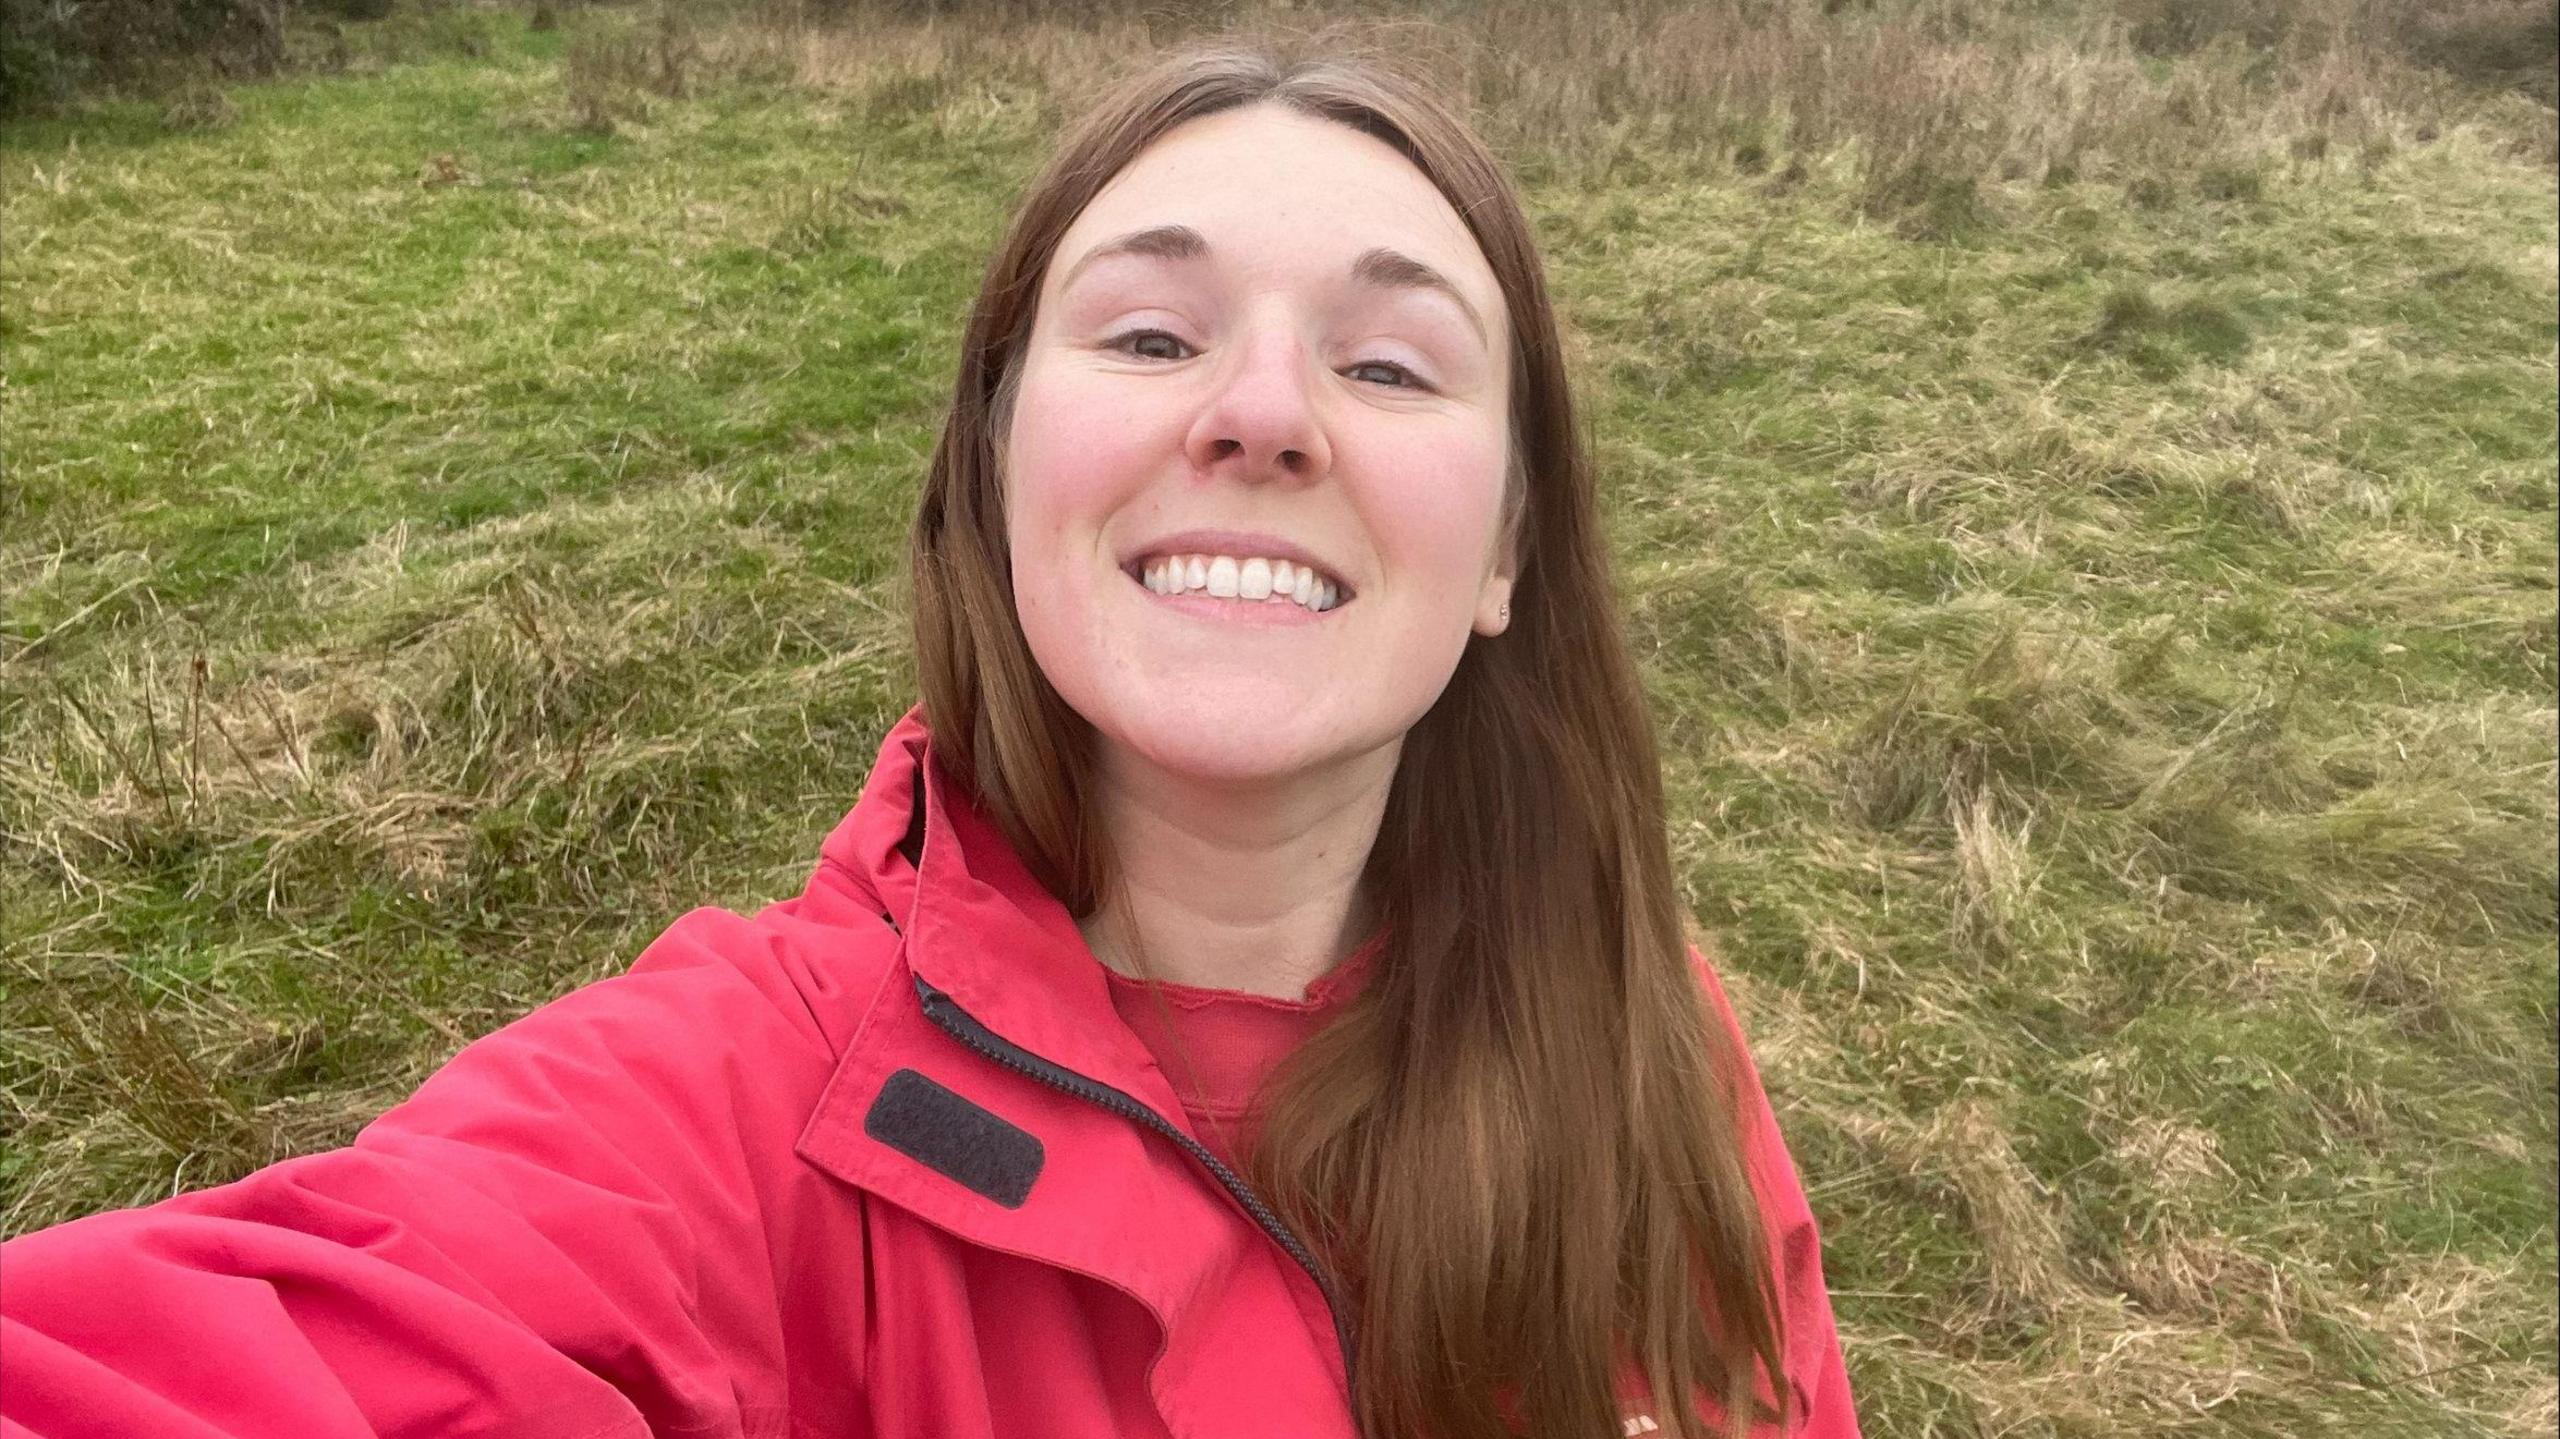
[3,4,2554,1434]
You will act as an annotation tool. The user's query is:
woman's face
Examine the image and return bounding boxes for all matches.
[1004,102,1516,786]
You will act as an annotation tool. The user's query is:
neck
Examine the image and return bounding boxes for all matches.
[1078,738,1399,1001]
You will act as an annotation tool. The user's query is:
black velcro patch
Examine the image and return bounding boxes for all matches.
[863,1068,1044,1209]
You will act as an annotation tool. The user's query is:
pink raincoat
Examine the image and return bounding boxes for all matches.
[0,708,1860,1438]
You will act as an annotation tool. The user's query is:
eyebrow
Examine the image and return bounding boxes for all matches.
[1056,223,1491,349]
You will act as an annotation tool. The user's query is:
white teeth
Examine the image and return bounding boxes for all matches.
[1135,552,1347,613]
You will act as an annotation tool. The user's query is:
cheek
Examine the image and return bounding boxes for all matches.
[1361,426,1510,584]
[1004,364,1161,575]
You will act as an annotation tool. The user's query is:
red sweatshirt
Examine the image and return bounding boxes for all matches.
[0,706,1861,1438]
[1100,927,1384,1173]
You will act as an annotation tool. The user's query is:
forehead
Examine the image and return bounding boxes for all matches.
[1047,103,1504,329]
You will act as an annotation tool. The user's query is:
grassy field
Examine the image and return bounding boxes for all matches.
[3,2,2554,1433]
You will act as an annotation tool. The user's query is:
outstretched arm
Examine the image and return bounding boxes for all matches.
[1,905,880,1439]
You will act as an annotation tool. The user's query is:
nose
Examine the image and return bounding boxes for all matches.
[1181,322,1332,484]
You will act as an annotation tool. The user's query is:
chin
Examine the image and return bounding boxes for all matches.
[1108,711,1335,786]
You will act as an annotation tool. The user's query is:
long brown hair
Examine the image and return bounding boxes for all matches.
[909,31,1786,1439]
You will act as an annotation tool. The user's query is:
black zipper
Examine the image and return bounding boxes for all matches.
[912,972,1360,1414]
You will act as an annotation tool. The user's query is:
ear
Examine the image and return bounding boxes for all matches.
[1471,572,1515,637]
[1471,498,1522,638]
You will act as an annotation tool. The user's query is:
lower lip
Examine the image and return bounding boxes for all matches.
[1126,570,1346,626]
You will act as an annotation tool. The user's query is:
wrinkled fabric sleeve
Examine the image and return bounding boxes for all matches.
[1687,946,1864,1439]
[0,906,869,1439]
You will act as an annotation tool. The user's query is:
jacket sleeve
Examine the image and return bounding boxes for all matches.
[1688,946,1864,1439]
[0,905,875,1439]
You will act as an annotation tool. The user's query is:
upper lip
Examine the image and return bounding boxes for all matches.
[1120,529,1355,598]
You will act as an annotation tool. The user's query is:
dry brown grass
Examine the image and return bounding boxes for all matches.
[679,0,2557,198]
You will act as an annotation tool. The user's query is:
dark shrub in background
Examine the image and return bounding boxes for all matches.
[2118,0,2558,104]
[2396,0,2559,103]
[2,0,285,112]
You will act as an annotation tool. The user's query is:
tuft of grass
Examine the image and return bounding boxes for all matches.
[2086,283,2256,375]
[5,4,2554,1434]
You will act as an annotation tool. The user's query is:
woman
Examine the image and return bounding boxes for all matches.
[0,35,1860,1439]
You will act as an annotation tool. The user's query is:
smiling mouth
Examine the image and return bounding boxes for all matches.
[1127,552,1352,613]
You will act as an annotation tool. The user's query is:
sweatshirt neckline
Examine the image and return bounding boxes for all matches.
[1095,924,1388,1012]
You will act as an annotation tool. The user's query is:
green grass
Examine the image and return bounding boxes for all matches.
[4,5,2554,1435]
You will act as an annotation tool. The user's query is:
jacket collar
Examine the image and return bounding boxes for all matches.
[792,708,1361,1427]
[810,705,1189,1127]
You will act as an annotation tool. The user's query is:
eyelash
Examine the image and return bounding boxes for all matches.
[1107,328,1429,392]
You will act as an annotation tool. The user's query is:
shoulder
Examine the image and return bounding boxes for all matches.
[621,894,910,1060]
[1682,939,1859,1431]
[1680,937,1815,1225]
[363,895,908,1152]
[1682,937,1768,1101]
